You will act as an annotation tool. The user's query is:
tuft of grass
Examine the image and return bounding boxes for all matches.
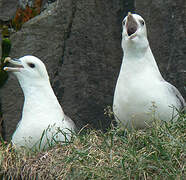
[0,32,11,88]
[0,113,185,179]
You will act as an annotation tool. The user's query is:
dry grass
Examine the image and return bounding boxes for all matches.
[0,112,185,180]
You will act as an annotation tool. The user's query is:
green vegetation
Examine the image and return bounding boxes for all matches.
[0,26,11,88]
[0,27,11,122]
[0,112,185,179]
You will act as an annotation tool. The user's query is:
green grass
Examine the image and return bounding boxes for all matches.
[0,112,185,180]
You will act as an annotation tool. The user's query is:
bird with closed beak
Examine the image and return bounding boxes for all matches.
[4,55,76,150]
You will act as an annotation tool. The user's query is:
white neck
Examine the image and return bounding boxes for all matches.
[121,44,163,80]
[19,79,64,123]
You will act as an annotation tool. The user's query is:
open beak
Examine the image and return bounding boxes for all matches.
[3,57,24,72]
[126,12,138,38]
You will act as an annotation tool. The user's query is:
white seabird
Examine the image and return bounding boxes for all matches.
[113,12,185,129]
[4,55,76,149]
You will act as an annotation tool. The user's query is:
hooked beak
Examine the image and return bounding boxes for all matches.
[3,57,24,72]
[126,12,138,39]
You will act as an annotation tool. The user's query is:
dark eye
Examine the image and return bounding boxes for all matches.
[140,20,145,26]
[122,19,126,26]
[28,63,35,68]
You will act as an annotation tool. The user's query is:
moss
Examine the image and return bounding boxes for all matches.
[1,38,11,60]
[0,35,11,88]
[0,30,11,140]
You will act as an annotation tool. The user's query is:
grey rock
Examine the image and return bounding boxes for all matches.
[135,0,186,100]
[18,0,33,9]
[0,0,18,21]
[18,0,55,10]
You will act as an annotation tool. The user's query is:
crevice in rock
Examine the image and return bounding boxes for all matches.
[60,0,77,66]
[52,0,77,100]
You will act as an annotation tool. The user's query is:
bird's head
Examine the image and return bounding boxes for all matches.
[4,55,49,86]
[121,12,149,52]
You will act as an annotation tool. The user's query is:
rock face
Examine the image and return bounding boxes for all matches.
[1,0,133,140]
[135,0,186,100]
[0,0,185,140]
[0,0,18,57]
[0,0,18,21]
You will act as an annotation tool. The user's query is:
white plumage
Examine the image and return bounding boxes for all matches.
[113,13,185,129]
[4,55,76,149]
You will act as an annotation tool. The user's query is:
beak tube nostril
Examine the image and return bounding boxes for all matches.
[4,57,11,63]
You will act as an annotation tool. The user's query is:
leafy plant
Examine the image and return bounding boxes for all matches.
[0,26,11,88]
[12,0,43,30]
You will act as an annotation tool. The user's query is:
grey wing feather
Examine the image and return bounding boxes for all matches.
[165,81,186,111]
